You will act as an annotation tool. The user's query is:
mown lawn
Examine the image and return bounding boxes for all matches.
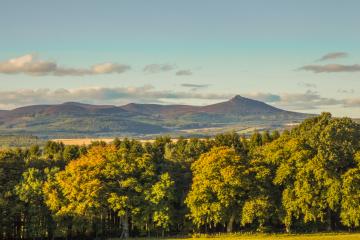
[111,233,360,240]
[189,233,360,240]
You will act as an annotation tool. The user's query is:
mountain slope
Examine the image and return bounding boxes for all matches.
[0,96,310,137]
[199,95,286,115]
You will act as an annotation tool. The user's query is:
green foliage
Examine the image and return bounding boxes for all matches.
[340,166,360,227]
[185,147,249,232]
[43,141,64,160]
[147,173,175,231]
[257,113,360,232]
[241,196,272,231]
[63,145,80,162]
[15,168,54,238]
[0,149,25,239]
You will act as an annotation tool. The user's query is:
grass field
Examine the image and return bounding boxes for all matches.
[186,233,360,240]
[53,138,116,145]
[111,233,360,240]
[188,233,360,240]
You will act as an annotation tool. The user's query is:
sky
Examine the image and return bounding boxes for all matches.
[1,0,360,117]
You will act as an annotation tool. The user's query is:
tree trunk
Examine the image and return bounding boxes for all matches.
[285,224,291,233]
[327,209,332,231]
[66,220,72,240]
[226,213,235,233]
[46,213,55,240]
[121,212,129,239]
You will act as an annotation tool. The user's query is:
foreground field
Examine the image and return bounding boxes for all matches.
[189,233,360,240]
[114,233,360,240]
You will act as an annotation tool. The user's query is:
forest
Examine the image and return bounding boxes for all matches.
[1,113,360,239]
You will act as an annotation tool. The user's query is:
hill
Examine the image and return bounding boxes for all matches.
[0,95,310,138]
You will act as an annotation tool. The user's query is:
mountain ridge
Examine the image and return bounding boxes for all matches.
[0,95,310,138]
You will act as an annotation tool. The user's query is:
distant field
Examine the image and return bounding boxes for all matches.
[111,233,360,240]
[53,138,158,145]
[54,137,216,145]
[53,138,116,145]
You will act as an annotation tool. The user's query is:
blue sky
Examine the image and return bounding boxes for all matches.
[1,0,360,117]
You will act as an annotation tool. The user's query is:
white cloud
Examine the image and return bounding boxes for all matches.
[343,98,360,107]
[91,63,130,74]
[181,83,209,89]
[176,70,193,76]
[298,64,360,73]
[243,92,281,103]
[317,52,348,61]
[337,89,355,94]
[298,82,317,89]
[275,90,342,110]
[0,54,57,75]
[0,54,131,76]
[143,64,175,73]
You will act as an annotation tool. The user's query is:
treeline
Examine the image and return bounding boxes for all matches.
[0,135,44,148]
[1,113,360,239]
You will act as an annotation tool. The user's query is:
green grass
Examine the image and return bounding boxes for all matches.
[187,233,360,240]
[110,233,360,240]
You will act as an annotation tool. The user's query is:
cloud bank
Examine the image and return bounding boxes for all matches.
[0,54,195,77]
[0,86,231,109]
[298,64,360,73]
[0,54,131,76]
[244,91,360,110]
[0,87,359,113]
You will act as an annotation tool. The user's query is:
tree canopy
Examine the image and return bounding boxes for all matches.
[0,113,360,239]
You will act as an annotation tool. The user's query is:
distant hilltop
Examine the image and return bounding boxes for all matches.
[0,95,311,138]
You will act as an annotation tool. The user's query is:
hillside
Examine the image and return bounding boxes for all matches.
[0,95,310,138]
